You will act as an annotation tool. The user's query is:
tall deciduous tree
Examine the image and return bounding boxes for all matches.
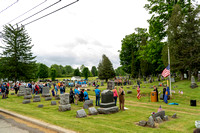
[50,68,56,81]
[64,65,74,75]
[0,24,36,81]
[98,54,115,82]
[50,64,62,77]
[74,68,81,76]
[37,63,49,79]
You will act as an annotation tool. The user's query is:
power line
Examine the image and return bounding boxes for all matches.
[7,0,48,24]
[0,0,19,14]
[24,0,79,26]
[16,0,62,25]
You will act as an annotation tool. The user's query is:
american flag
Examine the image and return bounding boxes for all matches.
[137,86,141,100]
[161,65,170,78]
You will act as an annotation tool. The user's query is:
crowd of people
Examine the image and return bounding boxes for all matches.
[0,80,126,111]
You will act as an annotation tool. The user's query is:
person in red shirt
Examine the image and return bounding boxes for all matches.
[113,86,118,106]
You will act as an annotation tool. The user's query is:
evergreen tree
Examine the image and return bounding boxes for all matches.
[98,54,115,82]
[82,67,89,79]
[91,66,97,77]
[0,24,36,81]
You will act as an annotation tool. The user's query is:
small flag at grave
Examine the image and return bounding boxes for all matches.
[162,65,170,78]
[137,86,141,100]
[158,105,162,112]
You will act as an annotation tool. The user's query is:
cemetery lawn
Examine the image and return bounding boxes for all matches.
[0,79,200,133]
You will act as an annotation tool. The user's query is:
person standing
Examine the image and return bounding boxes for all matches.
[74,86,79,105]
[95,86,100,106]
[1,83,6,99]
[119,87,125,110]
[153,85,159,102]
[54,84,58,95]
[70,88,74,103]
[84,89,89,101]
[113,86,118,106]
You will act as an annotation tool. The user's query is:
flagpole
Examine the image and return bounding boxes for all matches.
[168,47,172,97]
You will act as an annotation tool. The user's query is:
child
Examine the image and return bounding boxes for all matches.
[51,88,55,97]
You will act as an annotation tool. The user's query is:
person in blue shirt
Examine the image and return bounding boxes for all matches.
[54,84,58,95]
[74,86,79,105]
[84,89,89,101]
[1,83,6,99]
[95,86,101,106]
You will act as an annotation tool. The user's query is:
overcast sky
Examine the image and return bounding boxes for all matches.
[0,0,153,69]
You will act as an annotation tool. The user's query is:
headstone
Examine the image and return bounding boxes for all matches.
[190,76,198,88]
[160,94,164,100]
[97,90,118,114]
[25,88,31,95]
[42,86,50,97]
[33,98,41,102]
[17,85,26,96]
[139,121,147,127]
[101,82,104,86]
[171,77,175,82]
[147,116,155,128]
[155,116,163,123]
[198,74,200,82]
[158,75,160,81]
[152,111,165,120]
[184,73,187,79]
[127,90,132,94]
[55,94,60,100]
[60,94,69,105]
[45,97,52,101]
[107,81,114,90]
[76,109,87,118]
[38,104,43,108]
[83,100,93,109]
[24,95,32,99]
[59,93,71,111]
[51,101,57,105]
[22,100,30,104]
[34,95,40,98]
[143,76,146,81]
[59,104,71,111]
[88,107,98,115]
[172,113,177,118]
[163,115,168,121]
[161,76,164,80]
[149,77,152,83]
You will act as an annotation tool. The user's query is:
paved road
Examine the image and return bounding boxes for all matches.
[0,115,44,133]
[0,118,29,133]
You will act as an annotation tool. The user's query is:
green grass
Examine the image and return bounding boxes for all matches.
[0,79,200,133]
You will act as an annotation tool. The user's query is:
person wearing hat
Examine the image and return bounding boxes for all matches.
[84,89,89,101]
[95,86,100,106]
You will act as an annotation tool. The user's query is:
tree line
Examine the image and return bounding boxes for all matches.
[120,0,200,79]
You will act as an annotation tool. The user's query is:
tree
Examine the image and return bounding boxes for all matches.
[50,64,61,77]
[82,67,89,79]
[50,68,56,81]
[0,24,37,81]
[115,67,126,76]
[74,68,81,76]
[91,66,98,77]
[98,54,115,82]
[165,4,200,79]
[64,65,74,75]
[37,63,49,79]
